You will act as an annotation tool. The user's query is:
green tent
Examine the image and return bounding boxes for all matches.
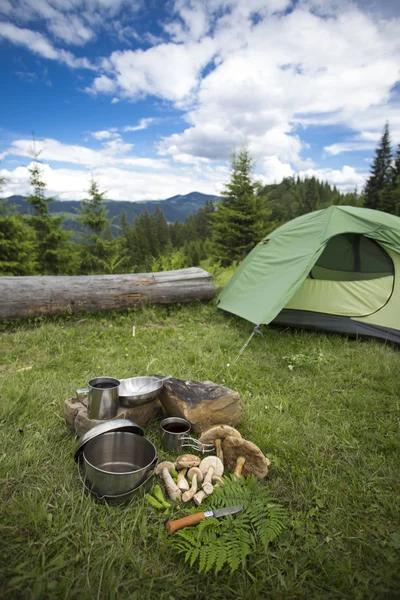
[217,206,400,344]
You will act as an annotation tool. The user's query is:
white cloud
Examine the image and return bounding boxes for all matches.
[0,22,94,68]
[91,130,116,140]
[0,159,224,201]
[298,165,366,192]
[87,38,216,103]
[258,156,294,184]
[2,137,161,169]
[0,0,141,46]
[155,1,400,167]
[123,118,155,132]
[324,141,376,155]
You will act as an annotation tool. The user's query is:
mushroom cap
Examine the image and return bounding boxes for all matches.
[175,454,201,469]
[187,466,203,482]
[155,461,176,475]
[199,455,224,477]
[222,436,270,478]
[198,425,242,444]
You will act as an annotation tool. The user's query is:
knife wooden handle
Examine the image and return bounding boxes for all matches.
[166,512,205,534]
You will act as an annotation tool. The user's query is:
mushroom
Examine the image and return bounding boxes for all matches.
[198,425,242,463]
[182,467,203,503]
[155,461,181,501]
[221,436,271,479]
[199,456,224,488]
[177,468,190,492]
[193,474,224,506]
[175,454,201,470]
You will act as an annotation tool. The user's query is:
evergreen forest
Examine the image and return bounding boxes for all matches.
[1,123,399,276]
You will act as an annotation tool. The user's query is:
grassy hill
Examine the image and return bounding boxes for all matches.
[3,191,219,235]
[0,288,399,599]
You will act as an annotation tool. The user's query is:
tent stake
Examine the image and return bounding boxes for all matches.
[232,325,263,364]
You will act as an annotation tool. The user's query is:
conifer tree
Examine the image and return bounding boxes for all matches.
[26,151,74,274]
[153,205,170,254]
[119,210,129,238]
[0,177,37,275]
[211,149,258,266]
[302,177,320,213]
[77,178,111,273]
[364,122,393,210]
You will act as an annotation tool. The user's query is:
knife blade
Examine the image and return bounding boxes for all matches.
[166,505,243,534]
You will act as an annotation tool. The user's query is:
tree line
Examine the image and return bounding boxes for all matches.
[1,122,399,275]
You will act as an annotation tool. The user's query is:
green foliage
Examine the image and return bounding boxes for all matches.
[364,122,393,210]
[26,154,73,274]
[211,149,259,266]
[0,178,38,275]
[77,179,113,274]
[170,475,286,574]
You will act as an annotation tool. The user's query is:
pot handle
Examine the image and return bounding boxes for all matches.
[76,388,89,395]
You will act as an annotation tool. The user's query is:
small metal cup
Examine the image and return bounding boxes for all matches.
[160,417,215,454]
[77,376,120,420]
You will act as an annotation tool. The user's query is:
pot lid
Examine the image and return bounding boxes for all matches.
[74,419,144,462]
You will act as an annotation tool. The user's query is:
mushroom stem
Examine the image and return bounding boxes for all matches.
[203,466,215,486]
[193,486,211,506]
[215,439,223,462]
[194,476,223,506]
[177,468,189,491]
[162,468,181,501]
[182,474,198,503]
[234,456,246,478]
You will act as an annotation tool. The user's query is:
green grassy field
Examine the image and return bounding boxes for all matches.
[0,297,399,599]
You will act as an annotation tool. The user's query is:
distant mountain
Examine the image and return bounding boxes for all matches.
[3,192,219,235]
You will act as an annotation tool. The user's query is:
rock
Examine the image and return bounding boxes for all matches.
[64,396,88,431]
[159,378,241,433]
[64,396,162,437]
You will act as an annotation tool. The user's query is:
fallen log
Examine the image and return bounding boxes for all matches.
[0,267,216,319]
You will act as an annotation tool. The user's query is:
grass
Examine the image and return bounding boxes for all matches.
[0,294,399,599]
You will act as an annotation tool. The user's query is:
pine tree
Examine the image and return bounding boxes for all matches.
[364,122,393,210]
[152,206,170,254]
[0,177,38,275]
[77,179,111,273]
[392,145,400,184]
[119,210,129,238]
[26,153,74,274]
[301,177,320,213]
[211,149,258,266]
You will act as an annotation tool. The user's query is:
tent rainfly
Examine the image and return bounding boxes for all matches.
[217,206,400,344]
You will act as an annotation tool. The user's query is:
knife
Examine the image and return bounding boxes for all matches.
[166,505,243,534]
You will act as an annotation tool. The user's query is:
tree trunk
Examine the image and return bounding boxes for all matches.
[0,268,216,319]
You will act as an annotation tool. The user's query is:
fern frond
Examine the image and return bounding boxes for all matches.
[169,474,287,574]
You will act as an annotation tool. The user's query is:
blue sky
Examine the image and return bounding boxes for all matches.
[0,0,399,201]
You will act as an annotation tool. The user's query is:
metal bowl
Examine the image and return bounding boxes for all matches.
[83,431,157,496]
[119,376,166,407]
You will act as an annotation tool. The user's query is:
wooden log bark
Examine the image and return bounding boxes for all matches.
[0,268,216,319]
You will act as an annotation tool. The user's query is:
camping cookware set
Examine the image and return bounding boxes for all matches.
[75,376,214,503]
[77,375,173,419]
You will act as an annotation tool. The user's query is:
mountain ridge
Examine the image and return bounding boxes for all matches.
[3,191,219,233]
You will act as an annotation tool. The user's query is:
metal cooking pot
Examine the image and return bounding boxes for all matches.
[80,468,154,505]
[83,431,157,496]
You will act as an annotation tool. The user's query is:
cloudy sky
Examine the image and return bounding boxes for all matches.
[0,0,399,201]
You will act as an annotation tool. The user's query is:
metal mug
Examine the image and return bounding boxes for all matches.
[160,417,215,454]
[77,376,120,420]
